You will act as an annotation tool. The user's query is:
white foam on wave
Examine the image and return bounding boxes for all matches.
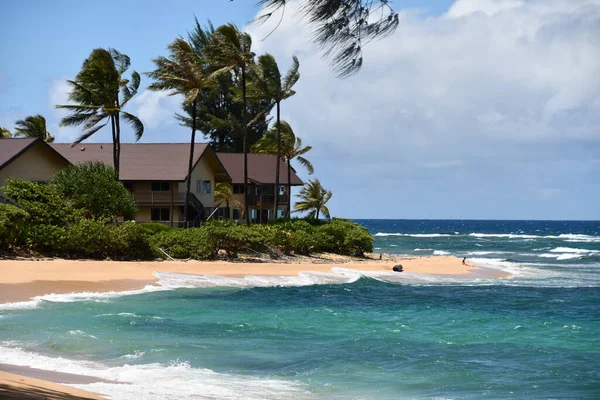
[467,251,511,256]
[433,250,450,255]
[538,253,584,260]
[156,269,363,289]
[550,247,600,254]
[118,351,145,360]
[375,232,454,237]
[469,233,600,242]
[68,330,98,340]
[0,285,166,311]
[0,344,311,400]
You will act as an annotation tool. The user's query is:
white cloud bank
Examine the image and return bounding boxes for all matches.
[245,0,600,219]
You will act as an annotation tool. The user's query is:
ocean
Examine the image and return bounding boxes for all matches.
[1,219,599,399]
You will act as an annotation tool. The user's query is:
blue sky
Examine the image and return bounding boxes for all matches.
[1,0,599,220]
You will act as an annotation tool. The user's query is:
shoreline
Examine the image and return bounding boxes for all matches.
[0,255,509,399]
[0,369,107,399]
[0,255,509,303]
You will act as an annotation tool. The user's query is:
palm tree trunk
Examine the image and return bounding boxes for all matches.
[242,66,250,226]
[286,158,292,218]
[274,101,281,220]
[184,98,197,228]
[110,116,118,180]
[114,114,121,181]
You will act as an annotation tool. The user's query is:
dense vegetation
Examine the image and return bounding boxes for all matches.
[0,172,372,260]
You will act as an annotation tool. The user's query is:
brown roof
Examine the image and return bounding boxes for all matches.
[51,143,230,182]
[217,153,303,185]
[0,138,71,170]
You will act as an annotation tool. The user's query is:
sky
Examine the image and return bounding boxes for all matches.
[1,0,599,220]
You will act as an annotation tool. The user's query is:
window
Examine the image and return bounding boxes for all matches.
[203,180,211,194]
[277,208,285,218]
[151,181,170,192]
[232,208,241,220]
[151,208,170,221]
[278,185,286,195]
[196,179,212,194]
[255,186,261,195]
[233,184,245,194]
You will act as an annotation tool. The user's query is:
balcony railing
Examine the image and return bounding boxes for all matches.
[247,194,289,206]
[133,191,187,206]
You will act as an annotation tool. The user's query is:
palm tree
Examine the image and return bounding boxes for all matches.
[214,182,244,219]
[254,54,300,218]
[147,38,210,228]
[294,179,332,220]
[206,24,256,225]
[13,115,54,142]
[252,121,313,216]
[255,0,398,76]
[0,127,12,139]
[56,48,143,179]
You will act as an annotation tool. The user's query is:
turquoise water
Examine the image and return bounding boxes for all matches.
[1,220,599,399]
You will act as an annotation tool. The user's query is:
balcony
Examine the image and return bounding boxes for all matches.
[133,191,187,206]
[247,194,289,206]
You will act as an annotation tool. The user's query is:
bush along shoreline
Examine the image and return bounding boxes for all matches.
[1,176,373,261]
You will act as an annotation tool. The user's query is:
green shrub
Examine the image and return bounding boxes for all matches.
[313,218,373,256]
[3,179,80,225]
[151,228,216,260]
[0,203,29,248]
[203,220,262,257]
[112,222,157,260]
[23,224,69,254]
[136,222,171,236]
[53,162,137,220]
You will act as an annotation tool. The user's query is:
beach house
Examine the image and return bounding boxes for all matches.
[50,143,231,227]
[1,138,302,225]
[0,138,70,195]
[216,153,303,223]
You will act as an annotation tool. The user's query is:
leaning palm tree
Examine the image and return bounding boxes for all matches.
[214,182,244,219]
[13,115,54,142]
[56,48,143,179]
[206,24,256,225]
[0,127,12,139]
[252,120,313,216]
[147,38,210,228]
[294,179,332,220]
[254,54,300,218]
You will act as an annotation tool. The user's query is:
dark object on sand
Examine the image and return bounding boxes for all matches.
[393,264,403,272]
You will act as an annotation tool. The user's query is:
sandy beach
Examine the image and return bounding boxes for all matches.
[0,255,508,303]
[0,370,107,399]
[0,255,509,399]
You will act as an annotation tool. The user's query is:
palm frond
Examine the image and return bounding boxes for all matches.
[120,111,144,141]
[72,121,109,145]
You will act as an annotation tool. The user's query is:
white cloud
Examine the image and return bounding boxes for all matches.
[131,89,182,130]
[48,79,82,142]
[245,0,600,218]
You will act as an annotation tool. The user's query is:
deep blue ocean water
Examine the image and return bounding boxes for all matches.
[1,220,599,399]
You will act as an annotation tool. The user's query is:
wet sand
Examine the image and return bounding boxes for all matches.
[0,370,107,399]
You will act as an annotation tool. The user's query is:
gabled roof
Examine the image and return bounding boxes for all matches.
[0,138,71,170]
[51,143,230,182]
[217,153,304,186]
